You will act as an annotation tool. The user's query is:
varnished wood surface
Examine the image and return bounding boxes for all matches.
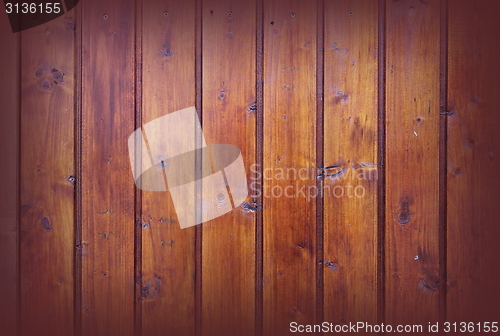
[140,1,196,335]
[385,0,441,330]
[0,1,498,335]
[323,0,379,327]
[201,1,256,336]
[0,11,19,336]
[19,13,76,336]
[447,0,500,323]
[80,1,136,335]
[262,1,318,335]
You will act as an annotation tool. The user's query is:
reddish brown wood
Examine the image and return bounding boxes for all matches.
[19,15,76,336]
[6,2,500,333]
[80,1,136,335]
[447,0,500,323]
[385,0,441,328]
[201,0,256,335]
[140,1,196,335]
[0,13,19,336]
[263,1,318,335]
[323,0,379,326]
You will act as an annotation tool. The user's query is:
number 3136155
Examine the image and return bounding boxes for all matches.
[5,3,61,14]
[443,322,498,333]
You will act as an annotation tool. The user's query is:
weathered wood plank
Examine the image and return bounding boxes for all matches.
[81,0,136,334]
[447,0,500,323]
[0,12,19,336]
[201,0,256,335]
[323,0,379,326]
[19,14,76,336]
[263,0,317,334]
[385,0,441,327]
[140,0,196,335]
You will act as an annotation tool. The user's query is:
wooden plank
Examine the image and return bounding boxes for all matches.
[140,1,196,335]
[80,0,136,334]
[447,0,500,323]
[263,0,317,334]
[385,0,441,327]
[323,0,379,326]
[201,0,256,335]
[19,14,75,336]
[0,12,19,336]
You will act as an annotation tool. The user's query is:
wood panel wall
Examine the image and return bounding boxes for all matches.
[1,0,499,335]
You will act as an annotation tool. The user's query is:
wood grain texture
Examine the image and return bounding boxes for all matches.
[263,0,317,335]
[447,0,500,323]
[140,1,196,335]
[385,0,441,327]
[80,0,135,335]
[8,1,500,333]
[19,14,76,336]
[0,12,19,336]
[323,0,379,326]
[201,0,256,335]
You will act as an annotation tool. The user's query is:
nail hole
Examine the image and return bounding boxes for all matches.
[270,21,274,26]
[103,14,108,19]
[161,48,172,57]
[416,118,421,123]
[409,7,414,13]
[290,12,296,17]
[348,10,353,16]
[228,12,232,17]
[163,11,168,17]
[216,192,226,203]
[45,29,50,34]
